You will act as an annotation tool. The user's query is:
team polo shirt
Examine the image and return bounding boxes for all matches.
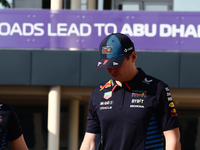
[86,68,179,150]
[0,104,23,149]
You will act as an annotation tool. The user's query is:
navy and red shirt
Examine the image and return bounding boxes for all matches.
[86,68,179,150]
[0,104,23,149]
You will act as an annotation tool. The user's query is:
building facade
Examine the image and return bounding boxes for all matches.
[1,0,200,150]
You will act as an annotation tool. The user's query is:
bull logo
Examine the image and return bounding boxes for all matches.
[100,80,111,91]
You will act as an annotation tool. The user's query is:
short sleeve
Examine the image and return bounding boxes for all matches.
[157,85,179,131]
[86,92,101,134]
[7,108,23,141]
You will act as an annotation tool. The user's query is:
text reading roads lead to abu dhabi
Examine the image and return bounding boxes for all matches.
[1,22,200,38]
[0,10,200,51]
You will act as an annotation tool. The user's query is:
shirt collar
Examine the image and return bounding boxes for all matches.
[112,68,146,91]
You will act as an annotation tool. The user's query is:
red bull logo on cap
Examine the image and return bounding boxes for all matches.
[102,46,112,54]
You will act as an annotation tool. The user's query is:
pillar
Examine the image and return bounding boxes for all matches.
[71,0,81,10]
[68,99,80,150]
[87,0,96,10]
[47,86,61,150]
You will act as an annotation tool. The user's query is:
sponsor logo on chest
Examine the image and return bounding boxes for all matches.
[100,80,112,91]
[103,91,112,99]
[100,101,113,105]
[131,91,147,98]
[99,91,113,110]
[132,99,144,104]
[130,90,146,108]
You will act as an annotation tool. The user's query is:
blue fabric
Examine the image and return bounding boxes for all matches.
[106,35,124,59]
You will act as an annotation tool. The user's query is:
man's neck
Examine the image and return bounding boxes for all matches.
[116,81,122,87]
[115,68,138,87]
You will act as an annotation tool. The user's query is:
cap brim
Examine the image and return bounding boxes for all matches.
[96,55,125,70]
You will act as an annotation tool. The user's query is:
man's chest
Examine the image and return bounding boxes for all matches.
[95,88,157,124]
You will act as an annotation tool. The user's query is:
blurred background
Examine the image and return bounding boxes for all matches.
[0,0,200,150]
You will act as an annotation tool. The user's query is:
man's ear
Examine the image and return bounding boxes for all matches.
[131,51,137,62]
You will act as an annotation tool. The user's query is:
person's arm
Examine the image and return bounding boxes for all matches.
[163,127,181,150]
[9,134,29,150]
[80,132,96,150]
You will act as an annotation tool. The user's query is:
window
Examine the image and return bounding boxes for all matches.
[112,0,173,11]
[122,3,141,11]
[144,2,172,11]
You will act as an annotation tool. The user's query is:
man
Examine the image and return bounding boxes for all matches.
[80,33,181,150]
[0,104,29,150]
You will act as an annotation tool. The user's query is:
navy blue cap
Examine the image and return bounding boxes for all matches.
[96,33,135,70]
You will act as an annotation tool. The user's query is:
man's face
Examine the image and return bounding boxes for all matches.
[106,52,136,83]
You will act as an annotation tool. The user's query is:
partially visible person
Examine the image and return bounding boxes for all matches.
[0,103,29,150]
